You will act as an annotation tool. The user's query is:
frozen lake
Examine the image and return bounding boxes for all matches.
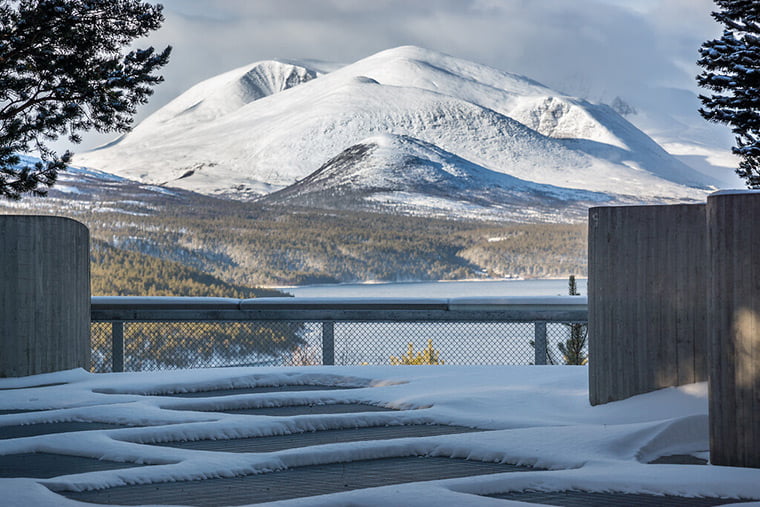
[279,278,588,298]
[275,279,589,366]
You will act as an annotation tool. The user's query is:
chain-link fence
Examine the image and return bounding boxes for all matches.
[90,319,588,373]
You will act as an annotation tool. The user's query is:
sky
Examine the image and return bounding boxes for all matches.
[72,0,724,151]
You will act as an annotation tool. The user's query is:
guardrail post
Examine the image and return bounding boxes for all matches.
[534,321,547,365]
[322,321,335,365]
[112,321,124,373]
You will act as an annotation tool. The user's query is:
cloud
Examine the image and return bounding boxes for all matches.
[149,0,722,102]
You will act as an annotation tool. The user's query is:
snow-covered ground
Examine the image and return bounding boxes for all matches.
[1,366,759,506]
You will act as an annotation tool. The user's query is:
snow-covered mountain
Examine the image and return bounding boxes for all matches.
[260,133,611,221]
[74,46,718,219]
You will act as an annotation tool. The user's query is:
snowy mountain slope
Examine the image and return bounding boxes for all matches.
[0,156,198,218]
[349,47,631,153]
[261,133,612,221]
[339,48,715,191]
[74,46,716,213]
[611,87,744,188]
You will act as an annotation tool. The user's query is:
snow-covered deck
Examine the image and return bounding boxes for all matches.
[1,366,758,506]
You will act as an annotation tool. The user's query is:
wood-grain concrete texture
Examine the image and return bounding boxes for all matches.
[0,215,90,377]
[707,192,760,468]
[588,204,708,405]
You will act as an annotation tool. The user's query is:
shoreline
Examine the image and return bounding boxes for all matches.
[268,276,587,291]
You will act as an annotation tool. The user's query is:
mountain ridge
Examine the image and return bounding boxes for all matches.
[74,45,716,220]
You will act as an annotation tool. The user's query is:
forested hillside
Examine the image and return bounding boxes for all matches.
[3,180,587,286]
[89,241,297,373]
[458,224,587,278]
[91,240,287,297]
[83,205,587,286]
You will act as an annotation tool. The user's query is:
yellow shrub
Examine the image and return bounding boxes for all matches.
[389,339,444,365]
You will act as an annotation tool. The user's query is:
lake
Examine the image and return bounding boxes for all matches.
[279,278,588,298]
[274,279,588,366]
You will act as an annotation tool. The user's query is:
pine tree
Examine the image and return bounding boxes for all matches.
[568,274,579,296]
[697,0,760,187]
[558,275,588,365]
[0,0,171,199]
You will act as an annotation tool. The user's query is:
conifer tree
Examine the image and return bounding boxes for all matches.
[558,275,588,365]
[697,0,760,187]
[0,0,171,199]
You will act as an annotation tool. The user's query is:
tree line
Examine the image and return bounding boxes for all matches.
[81,201,588,287]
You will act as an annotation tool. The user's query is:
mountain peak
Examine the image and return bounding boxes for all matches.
[260,133,612,222]
[138,60,320,129]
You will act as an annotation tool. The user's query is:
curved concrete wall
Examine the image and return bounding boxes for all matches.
[588,204,708,405]
[0,215,90,377]
[707,192,760,468]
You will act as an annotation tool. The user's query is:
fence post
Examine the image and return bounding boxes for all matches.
[534,321,547,365]
[322,321,335,365]
[112,321,124,373]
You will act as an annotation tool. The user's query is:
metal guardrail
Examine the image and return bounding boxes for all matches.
[91,296,588,373]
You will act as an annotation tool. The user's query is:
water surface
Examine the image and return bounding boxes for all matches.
[281,279,587,298]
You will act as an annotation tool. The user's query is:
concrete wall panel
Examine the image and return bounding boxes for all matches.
[0,215,90,377]
[707,192,760,468]
[588,204,707,405]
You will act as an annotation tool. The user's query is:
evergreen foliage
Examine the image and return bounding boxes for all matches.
[458,226,587,280]
[91,320,305,372]
[89,241,303,373]
[85,205,587,285]
[557,275,588,365]
[90,240,283,297]
[389,339,444,365]
[697,0,760,186]
[0,0,170,199]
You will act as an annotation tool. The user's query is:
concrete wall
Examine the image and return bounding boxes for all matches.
[0,215,90,377]
[707,192,760,468]
[588,204,708,406]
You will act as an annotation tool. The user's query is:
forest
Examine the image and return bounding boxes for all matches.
[90,240,284,297]
[82,204,588,288]
[89,241,304,373]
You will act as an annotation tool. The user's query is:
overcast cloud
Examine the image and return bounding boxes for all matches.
[74,0,722,150]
